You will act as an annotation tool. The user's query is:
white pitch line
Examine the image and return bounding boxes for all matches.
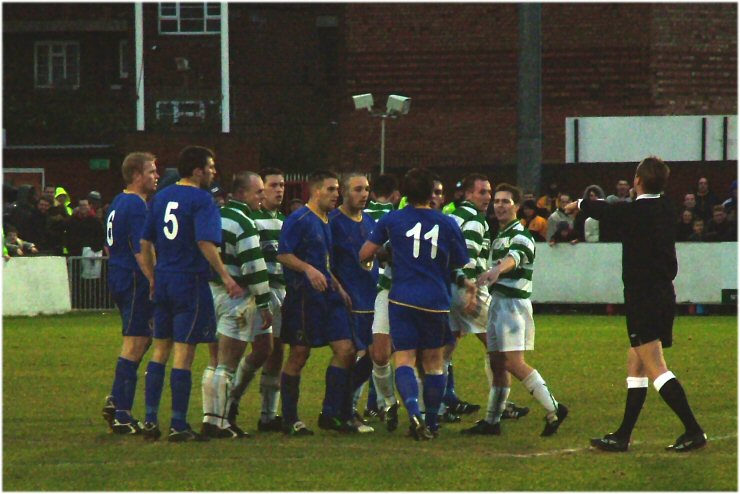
[39,432,738,468]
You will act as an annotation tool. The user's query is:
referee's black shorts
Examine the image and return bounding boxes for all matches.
[624,282,676,349]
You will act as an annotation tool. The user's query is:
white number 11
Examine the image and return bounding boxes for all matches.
[405,222,439,259]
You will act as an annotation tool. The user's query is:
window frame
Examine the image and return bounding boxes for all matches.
[119,40,129,79]
[34,41,80,89]
[158,2,221,35]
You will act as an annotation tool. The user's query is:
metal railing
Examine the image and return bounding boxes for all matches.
[66,255,116,310]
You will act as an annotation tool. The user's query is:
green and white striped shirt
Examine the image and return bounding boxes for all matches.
[364,200,394,222]
[365,200,395,291]
[250,207,286,289]
[218,200,271,309]
[489,219,535,299]
[448,200,491,283]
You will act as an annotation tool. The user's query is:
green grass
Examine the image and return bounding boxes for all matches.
[3,312,737,491]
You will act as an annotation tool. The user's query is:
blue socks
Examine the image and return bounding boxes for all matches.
[170,368,192,431]
[144,361,166,424]
[323,365,350,419]
[423,373,446,431]
[112,357,140,422]
[281,373,301,425]
[395,365,421,421]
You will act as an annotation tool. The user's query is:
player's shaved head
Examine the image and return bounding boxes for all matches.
[232,171,261,193]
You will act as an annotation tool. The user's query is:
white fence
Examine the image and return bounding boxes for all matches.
[2,243,737,316]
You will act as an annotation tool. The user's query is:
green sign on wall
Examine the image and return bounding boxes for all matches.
[89,158,110,170]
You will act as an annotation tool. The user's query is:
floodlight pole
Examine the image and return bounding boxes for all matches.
[380,117,386,175]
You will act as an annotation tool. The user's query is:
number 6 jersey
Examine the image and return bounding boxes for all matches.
[368,206,469,312]
[141,182,222,274]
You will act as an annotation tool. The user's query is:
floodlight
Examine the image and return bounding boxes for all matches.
[353,93,374,111]
[386,95,410,115]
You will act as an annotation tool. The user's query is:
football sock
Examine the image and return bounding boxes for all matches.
[110,358,125,409]
[322,365,349,419]
[170,368,192,431]
[352,383,366,415]
[395,365,421,421]
[423,372,446,431]
[213,365,235,428]
[113,357,139,422]
[522,369,558,416]
[416,370,426,413]
[366,377,379,411]
[201,366,216,423]
[281,373,301,425]
[259,371,281,422]
[231,356,258,403]
[442,358,459,405]
[485,386,510,425]
[484,356,494,388]
[654,371,703,435]
[372,362,398,408]
[351,353,373,393]
[144,361,166,424]
[614,377,648,439]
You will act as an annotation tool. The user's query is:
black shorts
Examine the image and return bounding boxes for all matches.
[624,283,675,348]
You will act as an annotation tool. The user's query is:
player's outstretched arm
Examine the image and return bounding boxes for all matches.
[198,240,245,299]
[358,240,381,264]
[477,256,517,287]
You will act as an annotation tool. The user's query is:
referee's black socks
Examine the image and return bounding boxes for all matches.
[654,371,703,435]
[614,377,648,440]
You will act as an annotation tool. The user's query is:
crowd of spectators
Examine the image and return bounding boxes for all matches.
[3,175,737,260]
[3,184,106,257]
[503,176,737,245]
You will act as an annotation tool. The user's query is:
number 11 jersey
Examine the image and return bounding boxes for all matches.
[368,207,469,312]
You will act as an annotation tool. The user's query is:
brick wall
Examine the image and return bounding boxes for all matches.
[340,3,737,170]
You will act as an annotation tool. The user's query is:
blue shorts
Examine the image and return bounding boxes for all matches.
[388,302,451,351]
[108,267,154,337]
[281,286,352,348]
[351,312,374,351]
[153,272,217,344]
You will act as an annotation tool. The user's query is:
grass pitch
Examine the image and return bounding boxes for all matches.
[3,312,737,491]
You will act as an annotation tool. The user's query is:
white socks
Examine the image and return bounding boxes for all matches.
[522,369,558,416]
[485,386,510,424]
[372,362,397,408]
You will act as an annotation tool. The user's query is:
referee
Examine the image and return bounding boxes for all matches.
[565,156,706,453]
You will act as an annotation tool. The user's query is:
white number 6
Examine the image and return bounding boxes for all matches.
[106,210,116,246]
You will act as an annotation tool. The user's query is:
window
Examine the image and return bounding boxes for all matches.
[119,40,129,79]
[158,3,221,34]
[34,41,80,89]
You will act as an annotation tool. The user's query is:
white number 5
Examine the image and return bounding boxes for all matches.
[405,222,439,259]
[163,201,179,240]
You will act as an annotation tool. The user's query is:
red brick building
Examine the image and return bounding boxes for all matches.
[3,3,736,204]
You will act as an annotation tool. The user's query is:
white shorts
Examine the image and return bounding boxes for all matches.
[371,289,390,335]
[486,291,535,352]
[449,284,489,335]
[211,283,258,343]
[251,287,285,339]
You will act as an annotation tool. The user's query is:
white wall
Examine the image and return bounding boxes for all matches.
[565,115,737,163]
[532,242,737,303]
[3,256,71,316]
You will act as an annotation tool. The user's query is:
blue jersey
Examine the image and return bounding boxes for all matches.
[329,209,379,312]
[278,205,333,290]
[142,183,221,275]
[106,191,148,272]
[369,207,469,311]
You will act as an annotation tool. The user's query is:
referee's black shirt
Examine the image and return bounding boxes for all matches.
[580,195,678,288]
